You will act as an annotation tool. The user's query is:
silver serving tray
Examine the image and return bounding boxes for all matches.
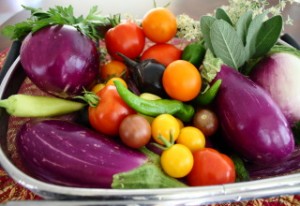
[1,57,300,205]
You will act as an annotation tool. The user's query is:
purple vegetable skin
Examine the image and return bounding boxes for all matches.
[20,25,99,98]
[214,65,295,165]
[16,119,186,188]
[250,52,300,125]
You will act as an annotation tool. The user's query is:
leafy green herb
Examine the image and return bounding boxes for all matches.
[200,16,216,54]
[244,11,268,59]
[201,49,223,82]
[236,11,252,45]
[200,8,283,74]
[252,15,283,58]
[1,5,110,41]
[215,8,233,25]
[210,19,247,69]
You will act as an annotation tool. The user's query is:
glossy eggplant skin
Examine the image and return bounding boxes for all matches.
[214,65,295,165]
[16,119,147,188]
[20,25,99,98]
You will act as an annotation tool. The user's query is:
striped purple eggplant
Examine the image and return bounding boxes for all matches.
[16,119,186,188]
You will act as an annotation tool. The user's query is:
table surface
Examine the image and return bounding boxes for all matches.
[1,0,300,205]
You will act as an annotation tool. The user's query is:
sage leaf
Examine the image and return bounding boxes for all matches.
[210,20,246,69]
[252,15,283,58]
[200,16,216,54]
[236,11,253,45]
[245,11,268,59]
[216,8,233,25]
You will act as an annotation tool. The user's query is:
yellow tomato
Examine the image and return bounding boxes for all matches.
[151,114,180,144]
[176,126,206,152]
[91,83,105,94]
[106,77,128,88]
[161,144,194,178]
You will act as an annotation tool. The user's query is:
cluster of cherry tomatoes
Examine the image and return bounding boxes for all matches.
[88,7,236,187]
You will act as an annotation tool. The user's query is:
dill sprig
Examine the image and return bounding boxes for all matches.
[1,5,110,42]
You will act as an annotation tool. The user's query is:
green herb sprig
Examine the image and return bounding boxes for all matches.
[1,5,110,42]
[200,8,283,70]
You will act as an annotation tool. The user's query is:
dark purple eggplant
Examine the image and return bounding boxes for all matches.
[117,53,167,97]
[20,25,99,98]
[213,65,295,165]
[16,119,186,188]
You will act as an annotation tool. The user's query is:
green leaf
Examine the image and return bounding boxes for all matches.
[1,5,110,41]
[245,11,268,59]
[236,11,253,45]
[269,45,300,58]
[201,50,223,83]
[210,19,247,69]
[231,154,250,182]
[200,16,216,54]
[215,8,233,25]
[252,15,283,58]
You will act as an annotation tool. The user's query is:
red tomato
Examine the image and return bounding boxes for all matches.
[88,85,136,136]
[187,148,236,186]
[141,43,182,66]
[105,22,145,61]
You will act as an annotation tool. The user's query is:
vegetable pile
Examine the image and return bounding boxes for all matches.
[1,0,300,189]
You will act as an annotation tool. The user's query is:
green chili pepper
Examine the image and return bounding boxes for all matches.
[181,42,206,68]
[0,94,86,117]
[195,79,222,105]
[114,80,194,122]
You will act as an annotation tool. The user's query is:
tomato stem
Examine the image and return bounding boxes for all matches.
[75,89,99,107]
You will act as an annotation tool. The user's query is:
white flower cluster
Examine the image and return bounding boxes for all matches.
[223,0,298,25]
[176,0,298,41]
[176,14,202,41]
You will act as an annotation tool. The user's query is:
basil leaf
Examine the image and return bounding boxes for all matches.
[210,20,246,69]
[252,15,283,58]
[216,8,233,25]
[200,16,216,54]
[236,11,253,45]
[245,12,268,59]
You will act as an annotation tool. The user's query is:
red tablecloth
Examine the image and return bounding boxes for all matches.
[1,47,300,205]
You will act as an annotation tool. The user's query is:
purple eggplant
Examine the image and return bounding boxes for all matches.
[16,119,186,188]
[250,51,300,126]
[213,65,295,165]
[20,25,99,98]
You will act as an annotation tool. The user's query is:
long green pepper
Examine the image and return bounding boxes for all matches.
[0,94,85,117]
[114,81,194,122]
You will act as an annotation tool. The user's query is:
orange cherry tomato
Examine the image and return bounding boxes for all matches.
[162,60,202,102]
[100,60,127,81]
[142,7,177,43]
[141,43,182,66]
